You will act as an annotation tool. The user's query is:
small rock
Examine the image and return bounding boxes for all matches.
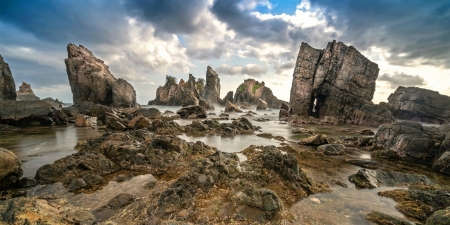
[317,144,345,155]
[360,129,375,135]
[17,177,37,188]
[107,193,136,209]
[346,159,379,169]
[68,178,87,191]
[298,134,328,146]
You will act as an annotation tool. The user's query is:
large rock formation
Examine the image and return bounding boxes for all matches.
[0,54,16,100]
[0,100,68,126]
[204,66,221,104]
[289,40,394,126]
[149,74,200,106]
[382,86,450,124]
[16,82,40,101]
[234,79,287,109]
[374,121,450,175]
[65,44,137,108]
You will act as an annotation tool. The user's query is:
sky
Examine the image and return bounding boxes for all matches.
[0,0,449,104]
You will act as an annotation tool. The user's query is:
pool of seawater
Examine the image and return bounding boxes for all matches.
[1,104,449,224]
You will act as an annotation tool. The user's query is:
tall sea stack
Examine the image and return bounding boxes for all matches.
[0,55,16,101]
[204,66,221,105]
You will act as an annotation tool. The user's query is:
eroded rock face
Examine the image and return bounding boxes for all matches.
[204,66,221,104]
[289,40,395,126]
[383,86,450,124]
[374,121,450,175]
[0,54,16,100]
[0,100,67,126]
[149,75,201,106]
[16,82,40,101]
[65,43,136,108]
[234,79,287,109]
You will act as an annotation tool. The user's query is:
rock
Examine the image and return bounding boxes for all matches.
[112,78,137,108]
[204,66,221,104]
[68,178,87,191]
[65,43,136,107]
[221,91,234,105]
[149,74,203,107]
[292,128,314,134]
[348,169,432,189]
[73,101,113,123]
[225,100,243,113]
[62,106,80,117]
[0,100,67,126]
[426,208,450,225]
[0,197,96,225]
[0,148,22,189]
[16,177,37,188]
[219,113,229,118]
[279,109,289,118]
[16,82,40,101]
[289,40,395,126]
[281,102,289,111]
[0,54,16,100]
[256,98,267,110]
[346,159,379,169]
[177,105,207,119]
[75,115,97,127]
[106,115,127,131]
[317,144,345,155]
[384,86,450,124]
[234,79,287,109]
[287,114,339,125]
[163,110,174,114]
[374,121,450,174]
[127,116,152,129]
[335,136,373,147]
[298,134,329,146]
[42,97,63,110]
[107,193,136,209]
[366,210,421,225]
[132,108,161,120]
[360,129,375,135]
[199,98,214,110]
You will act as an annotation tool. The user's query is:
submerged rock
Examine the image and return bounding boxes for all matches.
[289,40,395,126]
[16,82,40,101]
[0,148,22,190]
[0,54,16,101]
[346,159,379,169]
[349,169,432,189]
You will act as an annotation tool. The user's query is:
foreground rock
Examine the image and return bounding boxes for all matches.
[0,148,22,190]
[0,54,16,100]
[0,100,67,126]
[349,169,432,189]
[65,43,137,108]
[16,82,40,101]
[383,86,450,124]
[176,105,207,119]
[289,40,395,126]
[374,121,450,175]
[234,79,287,109]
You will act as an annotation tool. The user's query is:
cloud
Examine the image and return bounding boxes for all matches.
[378,72,427,88]
[215,64,268,77]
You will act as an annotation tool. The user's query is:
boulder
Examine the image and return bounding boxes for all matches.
[225,100,243,113]
[281,102,289,111]
[0,100,67,126]
[127,116,152,129]
[106,115,127,131]
[16,82,40,101]
[42,97,63,110]
[426,208,450,225]
[0,148,22,189]
[348,169,432,189]
[279,109,289,118]
[317,144,345,155]
[234,79,287,109]
[62,106,80,117]
[199,98,214,110]
[75,115,97,127]
[383,86,450,124]
[65,43,136,107]
[204,66,221,105]
[289,40,395,126]
[256,99,267,110]
[177,105,207,119]
[345,159,379,169]
[0,54,16,100]
[108,193,136,209]
[298,134,329,146]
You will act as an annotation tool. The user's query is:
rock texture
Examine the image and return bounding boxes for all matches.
[16,82,40,101]
[0,54,16,100]
[221,91,234,106]
[374,121,450,175]
[0,148,23,189]
[383,86,450,124]
[65,43,137,108]
[204,66,221,104]
[0,100,67,126]
[234,79,286,109]
[349,169,432,189]
[289,40,395,126]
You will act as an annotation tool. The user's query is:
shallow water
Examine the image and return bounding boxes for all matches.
[2,104,449,224]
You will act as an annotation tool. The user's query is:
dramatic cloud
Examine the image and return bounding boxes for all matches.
[215,64,268,77]
[378,72,427,88]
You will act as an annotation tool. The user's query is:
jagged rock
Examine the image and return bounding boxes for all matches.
[16,82,40,101]
[426,208,450,225]
[0,54,16,100]
[348,169,432,189]
[177,105,207,119]
[374,121,450,174]
[281,102,289,111]
[204,66,221,104]
[42,97,63,110]
[0,100,67,126]
[345,159,379,169]
[289,40,395,126]
[149,74,202,107]
[0,148,22,189]
[383,86,450,124]
[298,134,329,146]
[73,101,113,124]
[68,178,88,191]
[65,43,136,107]
[234,79,287,108]
[317,144,345,155]
[225,100,243,113]
[199,98,214,110]
[62,106,80,118]
[127,116,152,129]
[221,91,234,106]
[256,98,267,110]
[106,115,127,131]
